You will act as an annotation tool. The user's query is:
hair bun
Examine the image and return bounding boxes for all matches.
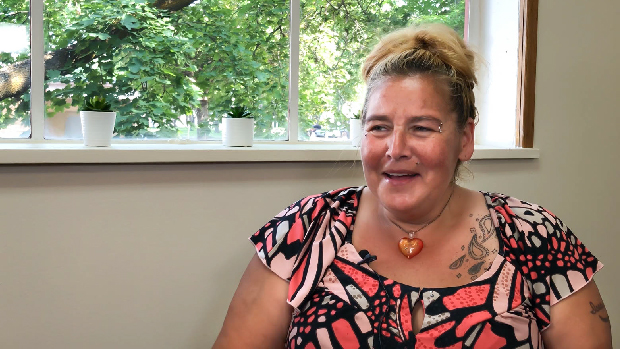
[362,23,476,86]
[415,33,433,50]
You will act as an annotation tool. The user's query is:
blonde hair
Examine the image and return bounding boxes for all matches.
[361,23,478,130]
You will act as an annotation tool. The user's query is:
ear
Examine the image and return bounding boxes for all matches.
[458,118,475,161]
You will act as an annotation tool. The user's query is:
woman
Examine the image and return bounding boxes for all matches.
[214,24,611,348]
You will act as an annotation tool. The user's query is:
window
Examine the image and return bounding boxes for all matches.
[42,0,289,141]
[298,0,466,142]
[0,0,535,148]
[0,0,31,138]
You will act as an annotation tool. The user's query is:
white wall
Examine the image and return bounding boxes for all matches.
[0,163,366,348]
[1,0,619,347]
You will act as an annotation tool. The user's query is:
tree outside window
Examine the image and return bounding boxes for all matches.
[0,0,464,141]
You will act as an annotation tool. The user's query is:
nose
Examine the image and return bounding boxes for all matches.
[386,128,412,160]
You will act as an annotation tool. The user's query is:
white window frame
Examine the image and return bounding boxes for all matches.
[0,0,538,164]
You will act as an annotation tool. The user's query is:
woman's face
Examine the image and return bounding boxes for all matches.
[361,75,474,219]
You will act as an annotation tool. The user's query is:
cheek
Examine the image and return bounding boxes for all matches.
[360,138,385,182]
[417,141,457,169]
[360,133,377,159]
[360,136,380,164]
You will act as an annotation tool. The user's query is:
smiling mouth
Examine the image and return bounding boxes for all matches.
[383,173,420,179]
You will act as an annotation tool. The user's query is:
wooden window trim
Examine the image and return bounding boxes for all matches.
[516,0,539,148]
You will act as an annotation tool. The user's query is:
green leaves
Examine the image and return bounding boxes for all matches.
[298,0,465,137]
[227,106,253,118]
[81,95,114,112]
[0,0,464,139]
[46,70,61,80]
[128,59,143,74]
[88,32,112,40]
[121,14,140,30]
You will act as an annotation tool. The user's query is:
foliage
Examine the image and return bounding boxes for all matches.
[42,0,202,138]
[226,105,252,118]
[81,95,114,112]
[0,0,464,140]
[297,0,465,139]
[0,0,31,128]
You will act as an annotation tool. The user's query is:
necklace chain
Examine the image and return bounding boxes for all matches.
[388,188,455,239]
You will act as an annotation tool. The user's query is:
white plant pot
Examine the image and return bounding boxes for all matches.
[222,117,254,147]
[350,118,362,147]
[80,111,116,147]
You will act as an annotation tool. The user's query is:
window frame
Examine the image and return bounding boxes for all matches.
[516,0,538,148]
[0,0,538,163]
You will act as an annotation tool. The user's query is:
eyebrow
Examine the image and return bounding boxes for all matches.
[365,114,442,123]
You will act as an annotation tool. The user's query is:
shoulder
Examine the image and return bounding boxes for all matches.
[484,192,600,279]
[277,186,363,221]
[249,186,364,308]
[483,192,567,239]
[484,192,603,326]
[308,186,363,208]
[250,186,362,260]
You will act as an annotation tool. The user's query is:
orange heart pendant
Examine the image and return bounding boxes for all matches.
[398,237,423,259]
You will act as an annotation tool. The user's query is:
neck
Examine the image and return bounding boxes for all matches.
[383,184,457,232]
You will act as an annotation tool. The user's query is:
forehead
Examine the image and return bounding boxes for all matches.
[366,75,453,118]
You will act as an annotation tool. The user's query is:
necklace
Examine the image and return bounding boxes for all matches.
[389,188,455,259]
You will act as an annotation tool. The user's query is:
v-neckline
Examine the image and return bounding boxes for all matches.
[346,186,507,291]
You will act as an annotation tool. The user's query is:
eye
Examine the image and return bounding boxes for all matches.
[410,119,443,134]
[412,125,434,132]
[367,124,389,132]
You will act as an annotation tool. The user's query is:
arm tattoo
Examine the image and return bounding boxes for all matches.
[590,301,604,314]
[590,301,610,323]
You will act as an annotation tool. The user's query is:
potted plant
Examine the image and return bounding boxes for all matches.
[349,111,362,147]
[222,105,254,147]
[79,95,116,147]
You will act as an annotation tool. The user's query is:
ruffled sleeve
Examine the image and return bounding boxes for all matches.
[535,214,603,329]
[249,186,360,309]
[491,194,604,331]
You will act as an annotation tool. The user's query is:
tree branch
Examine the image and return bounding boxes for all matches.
[150,0,197,12]
[253,25,283,58]
[0,59,30,100]
[0,0,198,101]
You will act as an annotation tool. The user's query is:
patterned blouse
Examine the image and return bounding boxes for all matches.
[250,186,603,348]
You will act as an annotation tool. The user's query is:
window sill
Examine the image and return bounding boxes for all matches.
[0,142,539,164]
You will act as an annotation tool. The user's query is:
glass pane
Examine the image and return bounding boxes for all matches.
[43,0,289,141]
[299,0,465,141]
[0,0,31,139]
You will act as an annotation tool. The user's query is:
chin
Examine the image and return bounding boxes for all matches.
[377,188,422,212]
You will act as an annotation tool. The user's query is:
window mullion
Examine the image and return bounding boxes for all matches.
[288,0,300,143]
[30,0,45,141]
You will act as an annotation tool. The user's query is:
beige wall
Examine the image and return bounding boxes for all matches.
[1,0,619,347]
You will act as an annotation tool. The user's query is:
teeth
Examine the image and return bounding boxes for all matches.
[388,173,413,177]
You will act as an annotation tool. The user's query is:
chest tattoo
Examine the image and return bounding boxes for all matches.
[448,214,497,280]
